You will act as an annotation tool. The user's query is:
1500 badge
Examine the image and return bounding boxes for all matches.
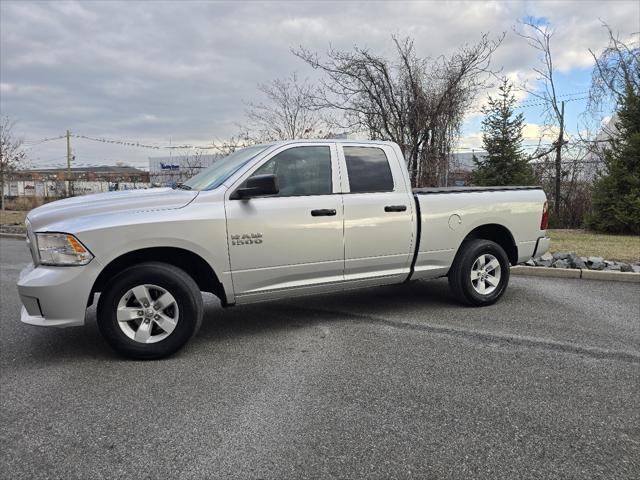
[231,233,263,245]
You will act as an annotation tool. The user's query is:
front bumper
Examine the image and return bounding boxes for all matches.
[17,260,102,328]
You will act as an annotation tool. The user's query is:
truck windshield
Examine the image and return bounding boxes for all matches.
[181,144,271,191]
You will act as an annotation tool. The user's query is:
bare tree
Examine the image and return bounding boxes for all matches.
[589,24,640,108]
[245,73,325,141]
[578,23,640,176]
[519,22,639,227]
[180,151,206,180]
[582,23,640,158]
[0,116,27,210]
[214,129,255,155]
[293,34,503,187]
[516,20,570,222]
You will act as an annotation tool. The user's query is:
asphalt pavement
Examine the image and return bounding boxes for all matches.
[1,237,639,479]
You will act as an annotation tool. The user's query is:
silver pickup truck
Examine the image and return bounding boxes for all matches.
[18,140,550,358]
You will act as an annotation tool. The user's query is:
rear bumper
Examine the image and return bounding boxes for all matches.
[533,236,551,258]
[17,261,102,328]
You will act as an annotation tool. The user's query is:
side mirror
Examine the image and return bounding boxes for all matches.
[231,174,279,199]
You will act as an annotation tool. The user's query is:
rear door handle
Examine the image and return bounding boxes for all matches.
[311,209,337,217]
[384,205,407,212]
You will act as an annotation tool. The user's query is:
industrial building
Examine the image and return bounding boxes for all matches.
[3,166,149,199]
[148,154,219,186]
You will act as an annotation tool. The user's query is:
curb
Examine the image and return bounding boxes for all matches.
[0,232,26,240]
[512,265,640,283]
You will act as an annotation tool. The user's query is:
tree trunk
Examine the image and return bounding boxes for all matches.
[554,101,565,222]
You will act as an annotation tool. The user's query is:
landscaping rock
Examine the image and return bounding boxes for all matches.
[539,252,553,262]
[526,251,637,273]
[572,257,587,269]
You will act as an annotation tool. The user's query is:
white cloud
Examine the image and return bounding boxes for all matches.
[459,123,562,152]
[522,123,561,142]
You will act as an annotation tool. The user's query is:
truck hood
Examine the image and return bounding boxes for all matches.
[27,188,199,232]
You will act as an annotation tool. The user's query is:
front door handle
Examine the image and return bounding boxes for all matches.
[311,209,337,217]
[385,205,407,212]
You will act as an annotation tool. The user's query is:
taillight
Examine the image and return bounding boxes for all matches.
[540,201,549,230]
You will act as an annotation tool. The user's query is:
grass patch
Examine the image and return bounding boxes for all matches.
[0,210,27,226]
[548,229,640,263]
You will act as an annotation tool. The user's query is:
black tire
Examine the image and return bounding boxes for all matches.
[97,262,203,359]
[448,239,510,307]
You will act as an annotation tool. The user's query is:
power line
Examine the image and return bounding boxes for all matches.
[22,132,233,151]
[514,96,590,109]
[517,90,589,107]
[23,135,66,147]
[69,134,228,151]
[468,91,591,114]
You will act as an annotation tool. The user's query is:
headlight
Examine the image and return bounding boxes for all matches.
[35,233,94,266]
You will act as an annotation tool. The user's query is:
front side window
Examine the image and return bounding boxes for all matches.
[343,146,394,193]
[248,146,332,197]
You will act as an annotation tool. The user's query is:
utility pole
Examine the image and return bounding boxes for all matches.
[554,101,564,222]
[66,129,72,196]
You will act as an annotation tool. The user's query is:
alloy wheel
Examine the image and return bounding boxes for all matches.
[116,284,179,344]
[470,254,501,295]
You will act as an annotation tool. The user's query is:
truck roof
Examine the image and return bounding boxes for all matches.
[266,138,396,146]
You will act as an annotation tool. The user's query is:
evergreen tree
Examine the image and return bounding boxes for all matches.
[472,79,537,186]
[587,85,640,234]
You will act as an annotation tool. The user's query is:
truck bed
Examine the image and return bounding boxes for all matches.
[409,185,547,280]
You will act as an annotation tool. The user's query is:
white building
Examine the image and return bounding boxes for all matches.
[148,154,220,186]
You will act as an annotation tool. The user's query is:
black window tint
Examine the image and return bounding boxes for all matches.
[250,146,332,196]
[344,146,394,193]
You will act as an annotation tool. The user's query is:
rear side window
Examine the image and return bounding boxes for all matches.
[343,146,394,193]
[251,146,332,196]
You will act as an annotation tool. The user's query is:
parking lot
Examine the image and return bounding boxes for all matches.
[1,237,639,479]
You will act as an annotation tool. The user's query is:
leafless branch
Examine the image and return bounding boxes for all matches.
[244,73,327,141]
[293,33,504,186]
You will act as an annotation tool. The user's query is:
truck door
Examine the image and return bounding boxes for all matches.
[338,144,415,283]
[225,143,344,299]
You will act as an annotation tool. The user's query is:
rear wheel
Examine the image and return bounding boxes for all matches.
[97,262,203,359]
[448,239,510,306]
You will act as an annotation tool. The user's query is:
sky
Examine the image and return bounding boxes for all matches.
[1,0,639,169]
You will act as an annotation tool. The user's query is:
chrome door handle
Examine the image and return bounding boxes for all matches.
[311,209,337,217]
[384,205,407,212]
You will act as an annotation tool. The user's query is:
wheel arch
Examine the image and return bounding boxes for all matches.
[90,247,228,306]
[458,223,518,265]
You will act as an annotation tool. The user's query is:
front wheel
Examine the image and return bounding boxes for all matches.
[448,239,510,307]
[97,262,203,359]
